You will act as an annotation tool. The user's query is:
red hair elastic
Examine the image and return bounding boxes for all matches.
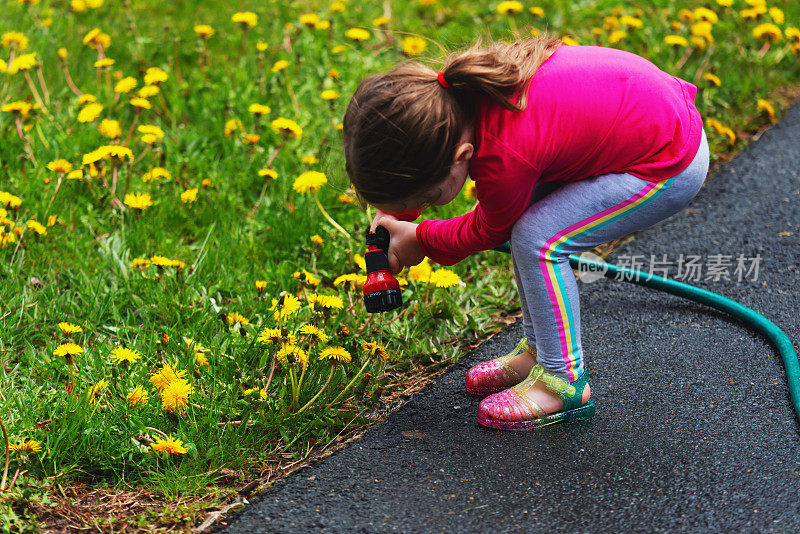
[437,71,451,88]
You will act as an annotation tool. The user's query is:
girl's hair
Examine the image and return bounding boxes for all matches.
[343,34,562,207]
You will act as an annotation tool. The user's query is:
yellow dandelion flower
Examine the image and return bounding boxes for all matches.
[232,11,258,27]
[257,327,282,344]
[78,93,97,105]
[224,118,243,136]
[408,257,432,282]
[299,324,329,343]
[249,103,271,115]
[151,435,187,455]
[258,168,278,179]
[256,41,268,52]
[243,133,260,144]
[753,23,782,42]
[138,125,164,139]
[276,344,308,369]
[127,385,149,408]
[373,16,390,26]
[496,1,523,15]
[144,67,168,85]
[181,188,198,203]
[330,2,346,13]
[194,352,209,366]
[26,220,46,235]
[608,30,627,44]
[401,36,427,57]
[54,342,83,360]
[194,25,215,38]
[769,7,784,25]
[271,117,302,139]
[271,59,289,72]
[334,273,359,287]
[299,13,320,27]
[2,32,29,51]
[319,346,351,363]
[702,73,721,87]
[361,340,389,362]
[110,346,141,364]
[7,53,38,74]
[430,268,460,288]
[201,178,212,187]
[114,77,137,93]
[293,269,321,286]
[301,154,319,165]
[338,193,356,204]
[66,169,83,180]
[89,379,108,406]
[160,378,193,414]
[47,159,73,173]
[678,8,695,23]
[255,280,267,293]
[314,20,331,30]
[693,7,719,24]
[58,322,82,335]
[93,58,115,69]
[2,101,32,117]
[227,312,250,326]
[142,167,170,182]
[138,85,160,98]
[716,0,733,6]
[530,6,544,17]
[131,257,151,269]
[271,294,301,320]
[691,21,714,43]
[345,28,370,41]
[320,89,340,100]
[293,171,327,193]
[149,362,187,392]
[332,45,346,54]
[664,35,689,47]
[98,119,121,139]
[562,36,579,46]
[77,102,103,123]
[129,97,152,109]
[10,440,42,455]
[124,192,153,210]
[757,99,775,122]
[311,234,324,245]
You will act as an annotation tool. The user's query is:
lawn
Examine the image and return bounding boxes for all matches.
[1,0,798,531]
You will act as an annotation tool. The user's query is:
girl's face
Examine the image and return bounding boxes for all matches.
[370,127,475,214]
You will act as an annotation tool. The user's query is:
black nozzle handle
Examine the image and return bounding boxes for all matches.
[365,225,390,251]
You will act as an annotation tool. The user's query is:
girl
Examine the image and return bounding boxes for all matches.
[342,35,709,430]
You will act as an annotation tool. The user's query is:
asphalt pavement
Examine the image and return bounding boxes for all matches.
[219,103,800,533]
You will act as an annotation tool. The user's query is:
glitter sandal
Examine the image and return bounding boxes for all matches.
[465,337,536,396]
[477,363,595,430]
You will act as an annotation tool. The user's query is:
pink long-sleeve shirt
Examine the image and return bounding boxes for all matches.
[407,45,704,266]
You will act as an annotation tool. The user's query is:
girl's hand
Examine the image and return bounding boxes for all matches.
[371,212,425,275]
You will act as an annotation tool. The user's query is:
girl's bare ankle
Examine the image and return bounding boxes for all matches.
[508,350,537,377]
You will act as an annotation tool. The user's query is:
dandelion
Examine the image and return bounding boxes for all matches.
[664,35,689,47]
[753,23,782,43]
[271,59,289,72]
[530,6,544,17]
[361,340,389,362]
[249,103,271,115]
[332,45,346,54]
[293,269,321,286]
[98,119,121,139]
[58,322,83,335]
[373,16,390,26]
[110,346,141,365]
[276,344,308,369]
[54,342,83,363]
[127,385,149,408]
[150,362,187,392]
[401,36,427,57]
[142,167,170,182]
[12,439,42,456]
[271,294,301,321]
[131,258,151,269]
[138,124,164,139]
[77,102,103,123]
[27,220,46,235]
[331,2,346,13]
[463,180,476,200]
[311,234,324,245]
[78,94,97,105]
[93,58,115,69]
[89,379,108,406]
[1,32,29,51]
[151,435,188,456]
[345,28,370,41]
[67,170,83,180]
[319,346,351,363]
[160,378,193,415]
[124,192,153,210]
[300,324,329,343]
[257,327,283,344]
[47,160,73,173]
[691,21,714,44]
[270,117,302,139]
[608,30,627,44]
[2,101,32,117]
[194,352,209,366]
[181,188,198,203]
[7,52,38,74]
[308,294,344,311]
[258,168,278,179]
[243,133,260,144]
[430,268,460,288]
[224,118,243,136]
[299,13,320,27]
[255,280,267,293]
[496,1,523,15]
[757,99,775,123]
[769,7,784,25]
[320,89,340,100]
[227,312,250,326]
[407,257,432,282]
[232,11,258,27]
[138,85,160,98]
[562,36,579,46]
[129,98,152,110]
[693,7,719,24]
[194,25,215,39]
[703,73,722,87]
[144,67,168,85]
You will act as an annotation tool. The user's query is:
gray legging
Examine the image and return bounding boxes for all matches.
[510,128,710,382]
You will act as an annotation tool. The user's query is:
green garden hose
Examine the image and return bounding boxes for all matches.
[491,243,800,427]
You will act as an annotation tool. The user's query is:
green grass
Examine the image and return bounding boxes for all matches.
[1,0,799,530]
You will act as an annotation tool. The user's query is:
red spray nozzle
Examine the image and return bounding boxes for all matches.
[363,225,402,313]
